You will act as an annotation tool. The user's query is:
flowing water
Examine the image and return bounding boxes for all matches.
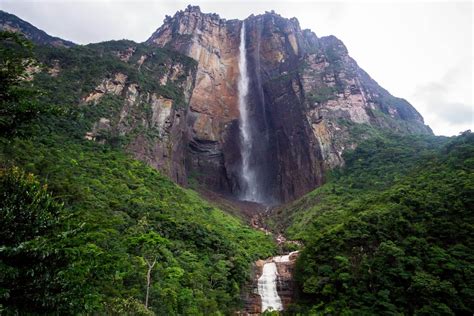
[273,251,299,263]
[238,21,260,202]
[257,251,299,312]
[258,262,283,312]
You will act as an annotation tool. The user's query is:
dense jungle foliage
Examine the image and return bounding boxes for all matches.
[0,32,275,314]
[278,131,474,315]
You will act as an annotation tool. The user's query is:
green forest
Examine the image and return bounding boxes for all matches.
[0,31,275,314]
[276,131,474,315]
[1,27,473,316]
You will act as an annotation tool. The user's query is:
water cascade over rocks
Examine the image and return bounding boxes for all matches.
[258,262,283,312]
[255,251,299,313]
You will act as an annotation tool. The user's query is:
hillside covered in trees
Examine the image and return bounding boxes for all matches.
[274,131,474,314]
[0,30,275,314]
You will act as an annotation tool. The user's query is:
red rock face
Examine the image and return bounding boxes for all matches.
[146,6,432,203]
[148,6,242,194]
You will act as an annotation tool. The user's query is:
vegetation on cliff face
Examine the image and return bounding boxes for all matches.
[0,32,274,315]
[28,38,198,182]
[277,131,474,314]
[33,39,196,109]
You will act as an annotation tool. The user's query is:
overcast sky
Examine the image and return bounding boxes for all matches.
[1,0,472,136]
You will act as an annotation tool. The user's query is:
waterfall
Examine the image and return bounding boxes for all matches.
[258,262,283,312]
[257,252,298,312]
[238,22,260,202]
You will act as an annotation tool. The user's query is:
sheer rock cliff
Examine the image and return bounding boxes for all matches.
[146,6,431,203]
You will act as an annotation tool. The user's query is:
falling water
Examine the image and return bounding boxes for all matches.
[258,262,283,312]
[257,251,298,312]
[238,22,259,202]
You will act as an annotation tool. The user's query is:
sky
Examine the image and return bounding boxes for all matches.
[1,0,472,136]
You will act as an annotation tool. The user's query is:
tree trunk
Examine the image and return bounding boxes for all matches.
[145,258,156,309]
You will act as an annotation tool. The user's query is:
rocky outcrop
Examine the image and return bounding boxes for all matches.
[147,6,243,193]
[147,6,431,203]
[83,73,128,103]
[274,252,299,308]
[83,45,196,184]
[300,34,432,169]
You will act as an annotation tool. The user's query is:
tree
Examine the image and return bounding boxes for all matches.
[0,31,41,135]
[128,218,170,309]
[0,167,62,245]
[0,167,67,312]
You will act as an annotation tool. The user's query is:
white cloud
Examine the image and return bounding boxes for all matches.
[411,60,473,135]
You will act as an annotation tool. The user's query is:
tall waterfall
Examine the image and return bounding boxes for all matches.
[238,22,259,202]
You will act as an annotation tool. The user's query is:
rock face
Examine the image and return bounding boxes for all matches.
[147,6,243,194]
[146,6,432,203]
[274,252,299,308]
[80,43,197,184]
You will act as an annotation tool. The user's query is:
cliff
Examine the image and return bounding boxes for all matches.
[147,6,432,203]
[22,39,197,185]
[1,6,432,203]
[147,7,243,194]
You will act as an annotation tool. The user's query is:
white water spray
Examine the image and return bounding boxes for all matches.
[257,251,298,312]
[238,22,259,202]
[258,262,283,312]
